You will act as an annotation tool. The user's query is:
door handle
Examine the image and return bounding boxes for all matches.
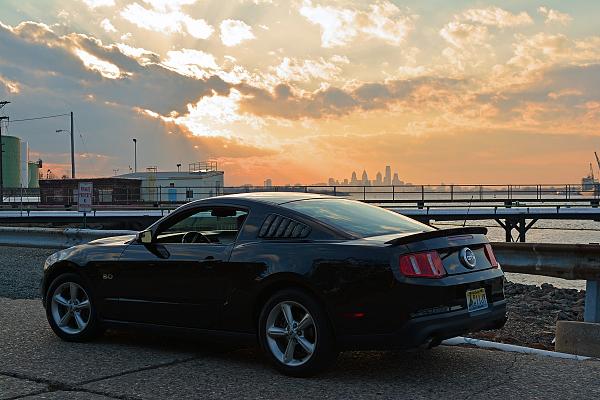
[201,256,222,269]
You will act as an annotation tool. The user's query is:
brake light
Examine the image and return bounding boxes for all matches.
[399,251,446,278]
[484,244,499,268]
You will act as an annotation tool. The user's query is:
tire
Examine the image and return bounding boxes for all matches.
[258,288,338,377]
[45,272,101,342]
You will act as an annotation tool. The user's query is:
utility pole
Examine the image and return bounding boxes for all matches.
[0,100,10,205]
[70,111,75,179]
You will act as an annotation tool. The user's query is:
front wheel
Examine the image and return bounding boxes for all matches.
[258,289,338,377]
[45,272,101,342]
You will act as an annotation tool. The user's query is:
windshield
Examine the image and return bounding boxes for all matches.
[281,198,433,238]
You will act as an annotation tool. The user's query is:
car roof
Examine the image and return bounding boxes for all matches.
[207,191,334,205]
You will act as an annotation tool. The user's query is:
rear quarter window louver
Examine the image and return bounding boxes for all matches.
[258,214,311,239]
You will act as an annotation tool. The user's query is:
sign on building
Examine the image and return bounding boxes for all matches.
[78,182,93,213]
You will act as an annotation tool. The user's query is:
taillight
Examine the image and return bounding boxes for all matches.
[399,251,446,278]
[484,244,499,268]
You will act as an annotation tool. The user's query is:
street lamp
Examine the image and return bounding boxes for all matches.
[132,138,137,173]
[56,128,75,179]
[0,101,10,205]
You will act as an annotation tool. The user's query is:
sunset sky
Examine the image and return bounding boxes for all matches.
[1,0,600,185]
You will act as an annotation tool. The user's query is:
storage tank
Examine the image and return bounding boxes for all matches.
[20,141,29,188]
[28,161,40,188]
[1,135,21,188]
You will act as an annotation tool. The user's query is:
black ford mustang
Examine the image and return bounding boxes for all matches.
[42,193,506,376]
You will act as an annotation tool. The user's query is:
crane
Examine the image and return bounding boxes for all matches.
[595,152,600,176]
[590,162,595,181]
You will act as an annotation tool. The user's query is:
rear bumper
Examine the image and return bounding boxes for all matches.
[339,299,507,350]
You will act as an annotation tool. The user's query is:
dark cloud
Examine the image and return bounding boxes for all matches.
[237,77,464,119]
[0,20,272,177]
[480,64,600,123]
[0,21,232,115]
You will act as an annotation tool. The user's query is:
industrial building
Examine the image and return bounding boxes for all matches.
[117,161,224,203]
[38,162,224,206]
[0,135,41,189]
[39,178,141,205]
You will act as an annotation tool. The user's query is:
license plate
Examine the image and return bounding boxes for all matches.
[466,288,488,312]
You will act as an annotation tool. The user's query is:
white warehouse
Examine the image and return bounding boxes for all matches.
[118,162,224,203]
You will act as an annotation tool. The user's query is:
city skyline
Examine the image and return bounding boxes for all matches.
[1,1,600,185]
[327,165,406,187]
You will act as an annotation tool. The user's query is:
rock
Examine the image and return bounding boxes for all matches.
[555,310,572,322]
[541,283,555,292]
[468,280,587,351]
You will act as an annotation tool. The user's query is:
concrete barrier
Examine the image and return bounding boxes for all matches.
[0,227,136,249]
[555,321,600,358]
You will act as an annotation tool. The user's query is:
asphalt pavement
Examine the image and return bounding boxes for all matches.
[1,246,600,399]
[0,247,54,299]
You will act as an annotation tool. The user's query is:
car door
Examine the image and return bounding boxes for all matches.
[104,205,248,329]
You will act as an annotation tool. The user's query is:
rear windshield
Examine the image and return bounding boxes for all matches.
[281,198,433,237]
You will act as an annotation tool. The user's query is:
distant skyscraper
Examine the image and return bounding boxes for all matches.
[264,178,272,187]
[361,170,370,186]
[392,173,401,185]
[351,171,358,184]
[375,171,382,185]
[384,165,391,185]
[328,177,336,186]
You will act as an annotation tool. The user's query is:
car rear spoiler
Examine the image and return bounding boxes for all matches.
[384,227,488,246]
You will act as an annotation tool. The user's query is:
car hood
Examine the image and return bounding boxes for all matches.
[87,234,136,246]
[44,234,134,272]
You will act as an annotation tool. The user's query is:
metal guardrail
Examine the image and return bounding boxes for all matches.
[3,183,600,207]
[0,227,136,249]
[0,228,598,323]
[493,243,600,323]
[494,243,600,280]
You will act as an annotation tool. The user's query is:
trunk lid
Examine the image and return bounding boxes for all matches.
[388,227,494,275]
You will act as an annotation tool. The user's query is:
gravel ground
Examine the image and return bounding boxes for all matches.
[0,247,55,299]
[468,281,585,350]
[0,246,586,351]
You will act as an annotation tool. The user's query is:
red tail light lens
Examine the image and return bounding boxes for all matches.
[484,244,499,268]
[399,251,446,278]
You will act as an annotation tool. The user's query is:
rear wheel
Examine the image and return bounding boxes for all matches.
[46,272,101,342]
[258,288,338,377]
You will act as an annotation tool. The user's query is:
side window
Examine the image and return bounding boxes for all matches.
[156,207,248,245]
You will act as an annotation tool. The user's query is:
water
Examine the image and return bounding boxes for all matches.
[433,219,600,245]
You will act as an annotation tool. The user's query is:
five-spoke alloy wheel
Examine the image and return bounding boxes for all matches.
[50,282,91,334]
[259,289,337,377]
[266,301,317,367]
[45,273,100,341]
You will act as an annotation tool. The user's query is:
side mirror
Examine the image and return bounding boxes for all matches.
[138,230,153,244]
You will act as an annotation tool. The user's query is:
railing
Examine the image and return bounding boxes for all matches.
[2,183,600,208]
